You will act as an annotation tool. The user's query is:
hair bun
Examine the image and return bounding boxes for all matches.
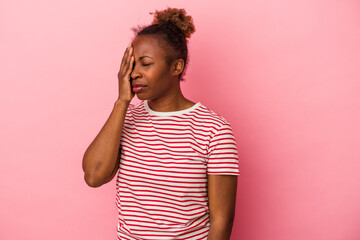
[151,7,195,39]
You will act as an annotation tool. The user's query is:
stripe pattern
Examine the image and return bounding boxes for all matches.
[115,101,239,239]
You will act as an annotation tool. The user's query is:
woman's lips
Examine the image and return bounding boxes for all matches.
[132,86,147,93]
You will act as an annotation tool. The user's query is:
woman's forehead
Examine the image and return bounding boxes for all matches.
[132,35,165,57]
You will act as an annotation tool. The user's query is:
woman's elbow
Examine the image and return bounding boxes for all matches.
[84,173,104,188]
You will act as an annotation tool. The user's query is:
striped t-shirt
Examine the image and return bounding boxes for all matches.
[115,100,239,240]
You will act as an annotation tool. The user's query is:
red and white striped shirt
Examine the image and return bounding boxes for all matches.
[115,100,239,240]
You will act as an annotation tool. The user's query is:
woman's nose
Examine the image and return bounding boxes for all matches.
[130,64,141,80]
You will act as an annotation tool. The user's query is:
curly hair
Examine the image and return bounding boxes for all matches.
[131,7,196,81]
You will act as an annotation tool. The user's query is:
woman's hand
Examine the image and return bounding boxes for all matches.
[117,44,135,102]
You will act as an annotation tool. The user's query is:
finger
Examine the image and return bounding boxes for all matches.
[123,54,134,78]
[127,46,133,61]
[125,44,133,59]
[120,47,130,69]
[125,55,134,77]
[124,45,134,66]
[123,46,133,72]
[120,45,131,70]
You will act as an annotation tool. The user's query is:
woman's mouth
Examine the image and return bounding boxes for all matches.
[132,85,147,93]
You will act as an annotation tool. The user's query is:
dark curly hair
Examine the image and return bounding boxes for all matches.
[131,7,196,81]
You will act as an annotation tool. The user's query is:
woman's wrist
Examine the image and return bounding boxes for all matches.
[115,98,131,107]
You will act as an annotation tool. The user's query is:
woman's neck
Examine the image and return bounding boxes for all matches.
[147,91,195,112]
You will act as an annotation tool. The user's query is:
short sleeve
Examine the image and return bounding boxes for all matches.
[206,123,240,175]
[123,103,136,121]
[127,103,136,114]
[121,103,136,139]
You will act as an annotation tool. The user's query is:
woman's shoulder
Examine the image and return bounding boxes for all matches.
[195,102,231,127]
[126,100,146,114]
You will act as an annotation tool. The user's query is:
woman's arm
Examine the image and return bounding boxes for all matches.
[82,45,135,188]
[82,99,129,187]
[207,175,238,240]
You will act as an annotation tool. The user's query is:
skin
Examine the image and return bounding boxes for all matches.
[129,34,195,111]
[207,175,238,240]
[83,34,238,239]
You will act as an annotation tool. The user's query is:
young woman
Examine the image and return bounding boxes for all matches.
[82,7,239,240]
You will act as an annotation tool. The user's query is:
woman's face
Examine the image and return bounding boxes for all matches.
[130,35,178,101]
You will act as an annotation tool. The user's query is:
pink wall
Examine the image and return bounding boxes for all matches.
[1,0,360,239]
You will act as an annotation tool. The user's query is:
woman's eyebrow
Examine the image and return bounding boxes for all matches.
[139,56,154,60]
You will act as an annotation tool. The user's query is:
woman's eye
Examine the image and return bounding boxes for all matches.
[142,63,152,66]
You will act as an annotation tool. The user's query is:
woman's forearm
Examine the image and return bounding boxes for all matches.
[207,174,237,240]
[82,99,130,187]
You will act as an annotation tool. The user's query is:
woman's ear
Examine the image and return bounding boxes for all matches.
[171,58,185,76]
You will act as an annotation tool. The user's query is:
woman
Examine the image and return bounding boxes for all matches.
[82,7,239,240]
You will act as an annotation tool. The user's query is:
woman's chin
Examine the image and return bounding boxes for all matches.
[136,93,148,101]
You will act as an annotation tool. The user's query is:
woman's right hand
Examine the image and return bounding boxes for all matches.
[117,44,135,102]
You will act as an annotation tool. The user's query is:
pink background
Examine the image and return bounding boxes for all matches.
[1,0,360,239]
